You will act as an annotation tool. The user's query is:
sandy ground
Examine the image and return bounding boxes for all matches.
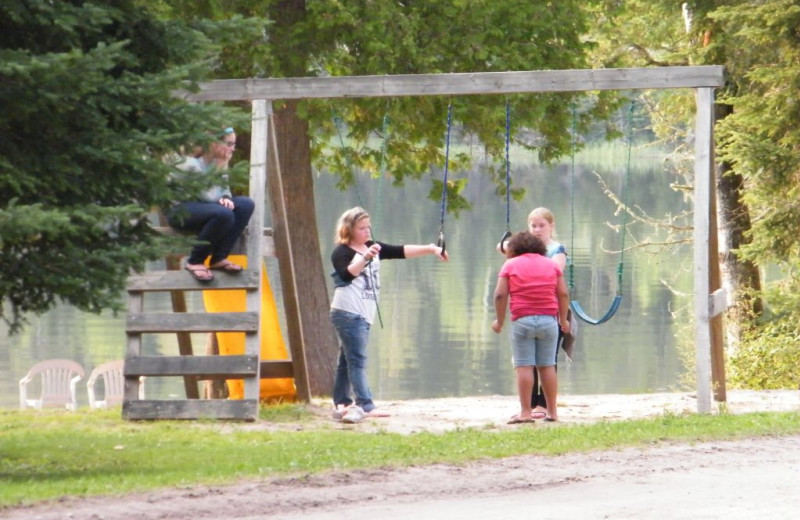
[309,388,800,435]
[5,390,799,520]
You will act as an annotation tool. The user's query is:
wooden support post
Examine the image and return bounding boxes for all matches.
[175,66,727,413]
[693,87,716,413]
[708,153,727,402]
[124,291,145,404]
[242,99,268,404]
[203,333,228,399]
[264,101,311,401]
[155,213,199,399]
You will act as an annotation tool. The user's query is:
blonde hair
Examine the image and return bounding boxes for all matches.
[527,207,557,237]
[334,206,370,244]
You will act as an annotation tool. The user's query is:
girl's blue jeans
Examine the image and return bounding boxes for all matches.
[167,196,254,265]
[330,309,375,412]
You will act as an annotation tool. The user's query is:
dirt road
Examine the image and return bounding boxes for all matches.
[6,390,799,520]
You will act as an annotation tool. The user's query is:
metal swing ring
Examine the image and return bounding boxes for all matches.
[498,230,512,253]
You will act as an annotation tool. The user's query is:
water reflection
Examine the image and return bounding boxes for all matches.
[315,149,694,401]
[0,150,694,408]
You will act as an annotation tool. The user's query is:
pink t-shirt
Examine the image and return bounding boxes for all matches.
[498,253,562,321]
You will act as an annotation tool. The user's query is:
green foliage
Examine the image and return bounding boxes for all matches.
[324,2,612,205]
[587,0,800,390]
[729,280,800,390]
[713,1,800,266]
[0,0,250,333]
[293,0,621,210]
[1,407,799,507]
[164,0,626,221]
[703,1,800,388]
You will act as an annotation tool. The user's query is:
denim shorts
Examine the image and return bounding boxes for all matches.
[510,315,559,367]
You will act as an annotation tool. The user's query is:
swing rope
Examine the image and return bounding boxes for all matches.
[372,111,390,241]
[568,101,634,325]
[368,112,391,329]
[499,101,513,252]
[437,103,453,256]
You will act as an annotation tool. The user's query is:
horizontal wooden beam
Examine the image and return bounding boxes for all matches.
[125,355,259,378]
[181,66,725,102]
[127,270,259,292]
[122,399,258,421]
[126,312,259,333]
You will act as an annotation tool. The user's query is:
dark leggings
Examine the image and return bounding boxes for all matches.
[531,329,562,408]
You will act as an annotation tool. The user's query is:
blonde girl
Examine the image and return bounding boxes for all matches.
[329,207,448,423]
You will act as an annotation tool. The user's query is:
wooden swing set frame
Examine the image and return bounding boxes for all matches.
[183,65,726,414]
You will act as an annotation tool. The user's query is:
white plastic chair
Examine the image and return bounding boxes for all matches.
[19,359,85,410]
[87,360,145,409]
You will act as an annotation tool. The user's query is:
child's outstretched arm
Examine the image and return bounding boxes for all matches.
[403,244,449,261]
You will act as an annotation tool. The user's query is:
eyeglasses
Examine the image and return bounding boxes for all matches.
[222,140,236,147]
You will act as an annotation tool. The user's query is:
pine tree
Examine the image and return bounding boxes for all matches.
[0,0,250,333]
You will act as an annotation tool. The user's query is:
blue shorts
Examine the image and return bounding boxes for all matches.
[510,315,559,367]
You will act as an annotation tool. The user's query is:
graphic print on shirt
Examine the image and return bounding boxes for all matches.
[361,259,380,302]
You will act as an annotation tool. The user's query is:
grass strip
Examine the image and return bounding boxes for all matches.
[1,407,799,508]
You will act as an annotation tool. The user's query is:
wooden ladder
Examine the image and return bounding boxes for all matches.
[122,100,310,420]
[123,267,262,420]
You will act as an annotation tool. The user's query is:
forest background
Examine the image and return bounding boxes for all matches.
[0,0,798,392]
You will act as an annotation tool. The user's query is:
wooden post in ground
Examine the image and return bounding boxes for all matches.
[263,101,311,402]
[180,66,727,412]
[708,155,727,402]
[693,87,716,414]
[203,333,229,399]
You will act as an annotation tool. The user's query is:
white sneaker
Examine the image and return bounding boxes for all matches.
[341,405,366,424]
[331,405,348,421]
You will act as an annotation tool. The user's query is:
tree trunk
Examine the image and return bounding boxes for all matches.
[715,103,763,351]
[266,0,338,397]
[272,100,338,396]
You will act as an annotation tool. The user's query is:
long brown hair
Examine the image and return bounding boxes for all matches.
[334,206,370,245]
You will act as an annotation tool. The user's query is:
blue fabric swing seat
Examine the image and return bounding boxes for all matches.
[570,294,623,326]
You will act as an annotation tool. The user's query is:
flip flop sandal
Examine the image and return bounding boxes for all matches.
[507,415,536,425]
[210,260,243,273]
[185,265,214,282]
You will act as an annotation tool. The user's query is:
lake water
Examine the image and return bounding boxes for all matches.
[0,145,696,408]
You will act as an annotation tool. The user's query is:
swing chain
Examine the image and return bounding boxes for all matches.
[567,100,635,325]
[437,103,453,257]
[499,101,512,253]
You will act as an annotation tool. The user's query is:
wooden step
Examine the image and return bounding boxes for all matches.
[127,270,259,292]
[122,399,259,421]
[126,312,259,333]
[125,355,258,379]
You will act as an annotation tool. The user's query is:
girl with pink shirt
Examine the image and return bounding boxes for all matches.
[492,232,570,424]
